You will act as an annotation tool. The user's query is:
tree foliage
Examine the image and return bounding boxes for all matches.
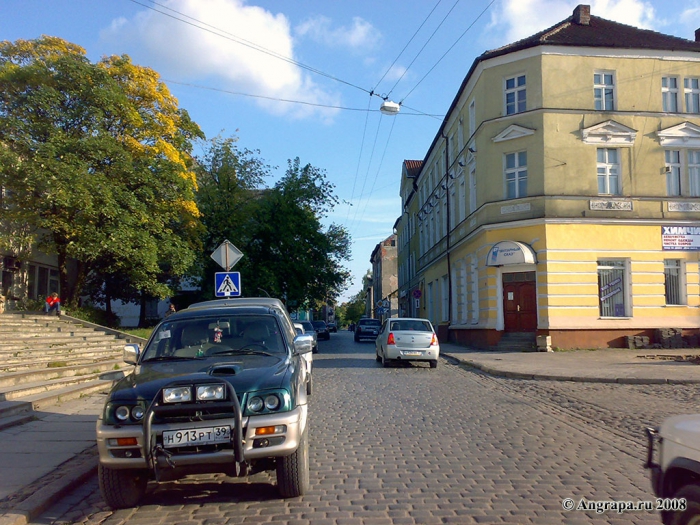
[195,148,352,306]
[0,36,204,312]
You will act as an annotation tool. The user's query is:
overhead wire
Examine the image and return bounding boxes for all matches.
[345,96,374,224]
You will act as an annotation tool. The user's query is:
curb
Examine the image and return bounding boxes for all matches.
[443,353,700,385]
[0,447,97,525]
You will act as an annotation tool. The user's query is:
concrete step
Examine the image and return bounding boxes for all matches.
[0,367,129,401]
[0,359,131,388]
[0,350,125,373]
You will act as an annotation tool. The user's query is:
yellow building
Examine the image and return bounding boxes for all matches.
[398,4,700,350]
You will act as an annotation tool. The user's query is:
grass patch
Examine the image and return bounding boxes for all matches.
[121,328,153,340]
[47,361,68,368]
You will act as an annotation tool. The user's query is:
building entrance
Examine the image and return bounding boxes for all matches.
[503,272,537,332]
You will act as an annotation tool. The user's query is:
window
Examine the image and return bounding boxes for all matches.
[469,164,477,213]
[594,72,615,111]
[441,275,449,322]
[505,75,526,115]
[664,149,700,197]
[505,151,527,199]
[664,259,685,305]
[689,150,700,196]
[665,150,682,196]
[469,256,479,324]
[685,77,700,114]
[662,77,679,112]
[598,259,627,317]
[468,99,476,136]
[597,148,620,195]
[27,264,60,300]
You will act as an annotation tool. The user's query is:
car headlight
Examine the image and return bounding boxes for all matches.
[264,394,280,411]
[163,386,192,403]
[131,405,145,421]
[115,405,131,422]
[247,396,264,412]
[197,384,225,401]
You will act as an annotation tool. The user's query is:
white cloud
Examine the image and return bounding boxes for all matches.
[485,0,657,47]
[100,0,340,120]
[294,15,381,52]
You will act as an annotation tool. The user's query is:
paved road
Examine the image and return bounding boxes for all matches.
[30,331,699,525]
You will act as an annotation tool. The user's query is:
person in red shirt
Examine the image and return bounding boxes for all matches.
[44,292,61,317]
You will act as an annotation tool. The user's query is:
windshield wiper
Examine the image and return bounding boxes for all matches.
[211,349,277,357]
[141,355,205,362]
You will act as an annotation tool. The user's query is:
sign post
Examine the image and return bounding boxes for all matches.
[211,241,244,297]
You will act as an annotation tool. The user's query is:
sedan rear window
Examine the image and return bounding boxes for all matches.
[389,320,432,332]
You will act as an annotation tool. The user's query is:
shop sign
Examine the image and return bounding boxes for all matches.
[662,226,700,251]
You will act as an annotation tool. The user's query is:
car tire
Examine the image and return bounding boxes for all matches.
[381,351,391,368]
[277,424,310,498]
[306,374,313,396]
[669,484,700,525]
[98,464,148,509]
[430,359,438,369]
[375,349,381,362]
[354,335,360,342]
[312,345,318,354]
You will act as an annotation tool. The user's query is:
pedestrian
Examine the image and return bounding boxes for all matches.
[44,292,61,317]
[165,303,177,318]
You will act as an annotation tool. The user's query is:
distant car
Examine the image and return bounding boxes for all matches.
[297,320,318,353]
[311,320,330,341]
[354,318,382,342]
[375,317,440,368]
[327,322,337,333]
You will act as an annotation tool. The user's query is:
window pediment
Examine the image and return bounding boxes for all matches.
[581,120,636,146]
[657,122,700,148]
[492,124,535,143]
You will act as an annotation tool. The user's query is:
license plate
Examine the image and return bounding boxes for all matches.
[162,426,231,448]
[402,351,422,356]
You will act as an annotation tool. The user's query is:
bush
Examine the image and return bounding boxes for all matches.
[69,305,121,328]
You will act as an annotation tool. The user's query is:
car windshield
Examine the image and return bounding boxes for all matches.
[360,320,381,327]
[389,320,432,332]
[141,315,287,361]
[312,321,326,328]
[300,321,314,331]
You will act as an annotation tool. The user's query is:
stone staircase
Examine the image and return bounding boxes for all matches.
[489,332,537,352]
[0,312,147,430]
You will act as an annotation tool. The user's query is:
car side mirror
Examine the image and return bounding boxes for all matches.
[123,343,140,365]
[293,334,314,355]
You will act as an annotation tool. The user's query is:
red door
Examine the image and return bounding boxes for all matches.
[503,280,537,332]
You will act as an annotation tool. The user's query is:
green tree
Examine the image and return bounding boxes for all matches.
[0,37,203,316]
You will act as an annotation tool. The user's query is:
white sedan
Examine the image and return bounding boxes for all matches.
[375,317,440,369]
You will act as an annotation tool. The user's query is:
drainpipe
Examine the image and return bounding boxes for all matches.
[441,131,452,333]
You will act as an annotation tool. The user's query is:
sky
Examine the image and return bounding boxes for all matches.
[2,0,698,303]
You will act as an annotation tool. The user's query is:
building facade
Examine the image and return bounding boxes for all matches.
[398,5,700,349]
[370,234,398,320]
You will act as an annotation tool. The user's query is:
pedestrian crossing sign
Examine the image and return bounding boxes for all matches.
[215,272,241,297]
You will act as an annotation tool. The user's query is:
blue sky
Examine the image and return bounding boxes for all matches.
[2,0,698,303]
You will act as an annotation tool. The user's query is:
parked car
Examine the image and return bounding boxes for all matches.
[375,317,440,368]
[297,320,318,353]
[327,321,337,333]
[354,318,382,342]
[311,320,330,341]
[96,297,314,509]
[646,414,700,523]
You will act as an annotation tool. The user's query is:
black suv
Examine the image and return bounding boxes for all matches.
[96,298,314,509]
[354,318,382,342]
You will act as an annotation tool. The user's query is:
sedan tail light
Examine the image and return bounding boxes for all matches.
[387,332,396,345]
[430,333,439,346]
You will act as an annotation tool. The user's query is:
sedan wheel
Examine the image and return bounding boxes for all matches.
[381,349,390,368]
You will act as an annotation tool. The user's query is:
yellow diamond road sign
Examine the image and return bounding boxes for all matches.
[211,240,243,271]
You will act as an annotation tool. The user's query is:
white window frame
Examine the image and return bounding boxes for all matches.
[597,148,620,195]
[594,71,616,111]
[468,99,476,137]
[441,275,449,322]
[468,163,476,214]
[689,150,700,197]
[685,77,700,114]
[469,256,479,324]
[597,259,630,318]
[665,150,682,196]
[664,259,686,306]
[504,151,527,200]
[662,76,679,112]
[504,74,526,115]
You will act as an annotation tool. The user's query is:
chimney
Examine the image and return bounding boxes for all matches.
[696,28,700,42]
[573,4,591,25]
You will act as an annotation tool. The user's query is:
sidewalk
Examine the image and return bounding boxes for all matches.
[1,343,700,525]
